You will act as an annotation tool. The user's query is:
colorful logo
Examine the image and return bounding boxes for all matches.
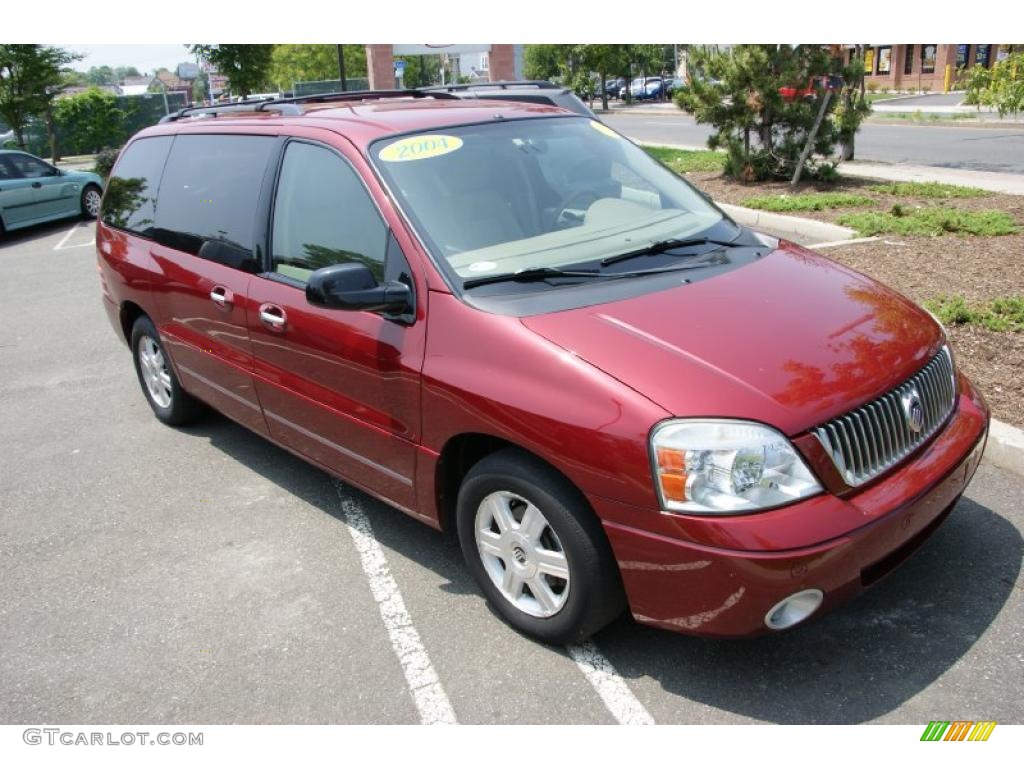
[920,721,997,741]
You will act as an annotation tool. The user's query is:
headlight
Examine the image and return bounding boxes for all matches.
[650,419,823,514]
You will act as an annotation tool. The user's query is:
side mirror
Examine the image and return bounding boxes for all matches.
[306,262,411,314]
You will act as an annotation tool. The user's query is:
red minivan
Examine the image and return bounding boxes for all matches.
[96,92,989,643]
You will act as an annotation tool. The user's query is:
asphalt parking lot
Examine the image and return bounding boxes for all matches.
[1,219,1022,725]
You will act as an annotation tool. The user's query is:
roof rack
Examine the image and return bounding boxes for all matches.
[159,89,460,123]
[421,80,565,93]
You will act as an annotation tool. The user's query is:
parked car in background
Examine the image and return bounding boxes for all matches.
[602,77,626,98]
[422,81,596,118]
[663,77,685,95]
[619,77,666,100]
[96,90,989,645]
[779,75,845,103]
[0,150,104,236]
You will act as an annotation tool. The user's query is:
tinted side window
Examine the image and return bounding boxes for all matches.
[271,142,387,283]
[155,135,275,261]
[0,157,16,180]
[7,153,54,178]
[101,136,173,236]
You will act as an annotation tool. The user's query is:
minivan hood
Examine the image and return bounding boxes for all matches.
[521,244,944,436]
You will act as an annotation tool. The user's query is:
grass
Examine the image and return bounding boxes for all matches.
[925,295,1024,332]
[742,192,874,212]
[867,181,990,199]
[837,207,1018,237]
[644,145,726,173]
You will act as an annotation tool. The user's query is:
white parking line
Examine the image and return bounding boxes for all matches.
[53,223,81,251]
[567,641,655,725]
[333,481,458,725]
[53,222,95,251]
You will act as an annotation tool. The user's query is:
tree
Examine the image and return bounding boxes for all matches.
[0,44,80,150]
[963,51,1024,117]
[269,44,367,91]
[53,88,123,155]
[523,45,573,81]
[188,44,274,98]
[114,66,141,81]
[192,71,209,103]
[574,45,631,110]
[400,55,439,88]
[675,45,866,182]
[86,65,115,85]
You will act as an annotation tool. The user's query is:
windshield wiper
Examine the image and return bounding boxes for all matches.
[462,257,736,290]
[462,266,605,289]
[600,236,749,267]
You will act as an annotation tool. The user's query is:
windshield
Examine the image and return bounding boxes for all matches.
[369,117,724,286]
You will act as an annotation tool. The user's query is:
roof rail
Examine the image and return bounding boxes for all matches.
[159,89,460,123]
[422,80,564,92]
[270,88,461,105]
[159,99,302,123]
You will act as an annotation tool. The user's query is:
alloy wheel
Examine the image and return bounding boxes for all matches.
[138,336,172,409]
[474,490,570,618]
[84,188,102,218]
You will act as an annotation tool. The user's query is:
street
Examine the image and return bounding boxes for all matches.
[603,111,1024,174]
[1,220,1022,725]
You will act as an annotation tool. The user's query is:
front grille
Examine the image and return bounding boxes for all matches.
[813,346,957,487]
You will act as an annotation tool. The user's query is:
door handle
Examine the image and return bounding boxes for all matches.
[31,181,42,188]
[209,285,233,308]
[259,303,287,331]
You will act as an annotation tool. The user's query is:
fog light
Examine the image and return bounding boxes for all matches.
[764,589,824,630]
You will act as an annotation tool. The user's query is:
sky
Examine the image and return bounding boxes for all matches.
[61,44,193,75]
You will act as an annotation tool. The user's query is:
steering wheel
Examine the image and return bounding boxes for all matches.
[554,189,600,228]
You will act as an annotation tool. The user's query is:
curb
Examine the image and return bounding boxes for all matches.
[984,419,1024,477]
[717,203,857,243]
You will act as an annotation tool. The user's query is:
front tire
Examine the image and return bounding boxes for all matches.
[130,316,202,426]
[81,184,102,219]
[456,449,625,644]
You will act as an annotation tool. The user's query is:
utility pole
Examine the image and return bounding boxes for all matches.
[337,45,347,91]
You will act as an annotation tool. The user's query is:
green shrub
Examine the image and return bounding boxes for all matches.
[925,295,1024,332]
[92,146,121,178]
[837,207,1018,237]
[742,192,873,212]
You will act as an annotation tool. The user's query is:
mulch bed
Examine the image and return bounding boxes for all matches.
[683,171,1024,426]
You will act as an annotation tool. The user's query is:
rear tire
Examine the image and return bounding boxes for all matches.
[456,448,625,644]
[81,184,102,219]
[130,316,202,426]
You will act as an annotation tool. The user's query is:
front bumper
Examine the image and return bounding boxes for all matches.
[599,372,990,638]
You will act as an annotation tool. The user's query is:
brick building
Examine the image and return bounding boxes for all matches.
[839,44,1019,92]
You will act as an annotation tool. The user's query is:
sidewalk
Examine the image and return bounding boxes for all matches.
[839,160,1024,195]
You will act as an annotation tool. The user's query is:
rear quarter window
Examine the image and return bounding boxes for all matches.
[154,134,276,260]
[101,136,173,236]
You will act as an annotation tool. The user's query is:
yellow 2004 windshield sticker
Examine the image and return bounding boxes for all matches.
[378,135,463,162]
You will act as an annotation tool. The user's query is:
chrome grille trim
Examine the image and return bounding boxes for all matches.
[813,346,957,486]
